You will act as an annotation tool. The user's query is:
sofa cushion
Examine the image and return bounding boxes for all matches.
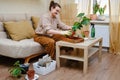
[31,16,40,29]
[3,20,35,41]
[0,38,44,58]
[0,22,7,38]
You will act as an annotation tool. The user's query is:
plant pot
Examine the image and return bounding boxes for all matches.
[83,31,89,38]
[27,70,35,80]
[90,14,97,20]
[97,15,106,21]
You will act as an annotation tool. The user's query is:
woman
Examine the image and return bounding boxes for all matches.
[34,1,82,59]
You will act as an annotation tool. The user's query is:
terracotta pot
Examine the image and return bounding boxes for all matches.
[27,70,35,80]
[90,14,97,20]
[83,31,89,38]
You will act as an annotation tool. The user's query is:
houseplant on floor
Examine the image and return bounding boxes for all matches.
[8,61,25,78]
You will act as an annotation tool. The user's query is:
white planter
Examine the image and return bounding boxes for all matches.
[33,60,56,75]
[97,15,106,21]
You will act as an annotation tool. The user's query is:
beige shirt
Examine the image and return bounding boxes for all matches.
[35,13,69,36]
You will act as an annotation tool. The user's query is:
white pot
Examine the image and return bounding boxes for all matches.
[97,15,106,21]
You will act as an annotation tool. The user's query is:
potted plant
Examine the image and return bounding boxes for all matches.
[8,61,25,78]
[71,13,90,38]
[26,70,35,80]
[98,5,106,20]
[90,0,99,20]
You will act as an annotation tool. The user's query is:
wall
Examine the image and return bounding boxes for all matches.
[0,0,51,14]
[94,24,109,47]
[90,19,110,47]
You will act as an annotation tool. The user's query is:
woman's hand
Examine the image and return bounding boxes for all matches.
[66,26,72,30]
[47,29,72,36]
[60,30,72,36]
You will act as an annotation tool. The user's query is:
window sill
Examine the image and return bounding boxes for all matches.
[90,18,109,24]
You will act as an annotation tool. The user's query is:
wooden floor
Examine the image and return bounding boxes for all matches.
[0,50,120,80]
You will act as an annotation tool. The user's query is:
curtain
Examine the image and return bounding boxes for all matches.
[77,0,91,15]
[109,0,120,54]
[60,0,91,30]
[77,0,91,31]
[60,0,77,25]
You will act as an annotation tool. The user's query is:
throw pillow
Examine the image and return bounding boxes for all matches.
[3,20,35,41]
[31,16,40,29]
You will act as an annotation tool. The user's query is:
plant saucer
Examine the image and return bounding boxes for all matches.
[89,37,96,40]
[25,74,39,80]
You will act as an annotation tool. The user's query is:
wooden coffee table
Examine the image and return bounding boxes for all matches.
[56,37,102,74]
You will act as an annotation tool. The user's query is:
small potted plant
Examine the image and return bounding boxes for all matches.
[8,61,25,78]
[27,70,35,80]
[98,5,106,20]
[90,0,99,20]
[71,13,90,38]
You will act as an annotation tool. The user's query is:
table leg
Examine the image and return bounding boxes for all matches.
[56,44,60,68]
[98,39,102,62]
[83,48,88,74]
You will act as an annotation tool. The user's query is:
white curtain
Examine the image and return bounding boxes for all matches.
[60,0,91,31]
[109,0,120,54]
[77,0,91,15]
[77,0,91,31]
[60,0,77,25]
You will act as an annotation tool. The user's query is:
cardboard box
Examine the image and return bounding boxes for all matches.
[33,60,56,75]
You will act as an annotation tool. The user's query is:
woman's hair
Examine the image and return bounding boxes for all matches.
[49,1,61,11]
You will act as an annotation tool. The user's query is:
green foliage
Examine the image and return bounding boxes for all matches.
[99,8,104,15]
[8,61,24,78]
[72,22,82,31]
[93,2,99,14]
[77,13,84,17]
[93,0,106,15]
[72,13,90,31]
[98,5,106,15]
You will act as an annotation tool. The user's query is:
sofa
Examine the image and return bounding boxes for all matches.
[0,13,46,63]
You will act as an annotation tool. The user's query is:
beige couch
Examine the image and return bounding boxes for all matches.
[0,13,45,63]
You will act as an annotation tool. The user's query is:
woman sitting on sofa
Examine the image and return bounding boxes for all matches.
[34,1,82,59]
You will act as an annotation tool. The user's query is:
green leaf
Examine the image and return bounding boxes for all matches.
[9,68,15,73]
[72,25,77,31]
[8,60,24,78]
[10,67,22,77]
[93,2,99,14]
[81,19,90,25]
[72,22,83,31]
[77,13,85,17]
[99,7,105,15]
[13,61,20,67]
[72,12,90,32]
[81,17,90,25]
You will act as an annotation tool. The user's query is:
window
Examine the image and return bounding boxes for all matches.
[91,0,109,16]
[75,0,109,16]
